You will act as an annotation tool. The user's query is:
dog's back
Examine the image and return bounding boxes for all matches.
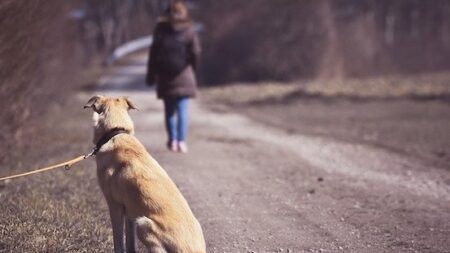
[99,135,206,252]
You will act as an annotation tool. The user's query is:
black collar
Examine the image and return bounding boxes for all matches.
[92,127,129,156]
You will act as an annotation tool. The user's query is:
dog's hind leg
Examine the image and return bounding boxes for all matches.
[135,217,168,253]
[126,218,137,253]
[108,202,125,253]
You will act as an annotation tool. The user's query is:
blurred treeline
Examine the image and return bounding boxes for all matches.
[0,0,158,147]
[1,0,450,145]
[199,0,450,84]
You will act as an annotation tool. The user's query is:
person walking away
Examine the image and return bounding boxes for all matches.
[146,0,201,153]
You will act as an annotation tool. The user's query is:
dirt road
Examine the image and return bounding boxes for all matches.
[1,53,449,252]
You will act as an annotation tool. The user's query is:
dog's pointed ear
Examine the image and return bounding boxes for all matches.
[84,95,105,113]
[123,97,139,111]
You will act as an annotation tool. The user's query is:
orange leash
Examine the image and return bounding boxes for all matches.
[0,154,92,181]
[0,128,128,182]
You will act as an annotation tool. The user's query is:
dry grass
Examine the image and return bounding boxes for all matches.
[201,72,450,105]
[0,94,117,252]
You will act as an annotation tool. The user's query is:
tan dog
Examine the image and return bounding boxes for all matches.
[84,95,206,253]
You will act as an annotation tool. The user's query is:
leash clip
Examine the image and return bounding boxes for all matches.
[84,147,97,159]
[64,147,96,171]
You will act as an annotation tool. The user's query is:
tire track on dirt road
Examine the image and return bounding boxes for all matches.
[199,111,450,202]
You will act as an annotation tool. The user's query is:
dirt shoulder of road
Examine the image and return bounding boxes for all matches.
[200,73,450,169]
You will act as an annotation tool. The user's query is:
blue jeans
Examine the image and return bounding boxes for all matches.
[163,97,190,142]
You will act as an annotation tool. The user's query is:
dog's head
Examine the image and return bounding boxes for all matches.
[84,95,138,144]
